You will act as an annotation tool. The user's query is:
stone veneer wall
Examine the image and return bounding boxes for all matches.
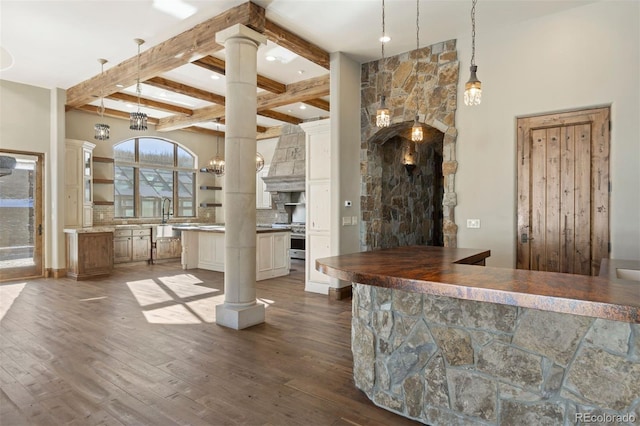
[352,283,640,425]
[361,39,459,250]
[380,135,443,247]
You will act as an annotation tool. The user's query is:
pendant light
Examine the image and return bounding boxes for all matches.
[411,0,424,143]
[129,38,148,130]
[256,152,265,173]
[94,58,110,140]
[464,0,482,106]
[206,123,225,176]
[376,0,391,128]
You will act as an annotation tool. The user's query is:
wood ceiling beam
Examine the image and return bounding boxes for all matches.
[145,77,226,105]
[193,56,287,94]
[304,98,330,111]
[156,75,329,132]
[66,2,264,108]
[258,110,303,125]
[106,92,193,116]
[257,75,330,110]
[257,126,282,141]
[74,105,160,125]
[263,19,330,70]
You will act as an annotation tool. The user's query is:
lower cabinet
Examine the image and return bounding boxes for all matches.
[65,231,113,280]
[256,232,290,281]
[114,228,151,264]
[181,230,290,280]
[155,237,182,260]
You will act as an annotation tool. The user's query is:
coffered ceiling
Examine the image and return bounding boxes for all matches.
[0,0,599,139]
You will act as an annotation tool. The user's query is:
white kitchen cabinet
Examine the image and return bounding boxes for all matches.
[301,120,334,294]
[256,231,289,280]
[256,165,271,209]
[65,139,95,228]
[181,228,289,281]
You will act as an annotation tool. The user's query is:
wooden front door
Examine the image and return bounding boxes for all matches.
[516,107,610,276]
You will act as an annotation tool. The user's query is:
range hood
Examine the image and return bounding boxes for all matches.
[262,124,305,193]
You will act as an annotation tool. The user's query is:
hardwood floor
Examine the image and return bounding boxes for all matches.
[0,260,417,425]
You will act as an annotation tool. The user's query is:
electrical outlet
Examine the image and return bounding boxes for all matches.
[351,216,358,225]
[467,219,481,229]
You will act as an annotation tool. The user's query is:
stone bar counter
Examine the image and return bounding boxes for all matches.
[316,246,640,425]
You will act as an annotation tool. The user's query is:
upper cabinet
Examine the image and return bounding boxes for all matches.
[65,139,95,228]
[256,165,271,209]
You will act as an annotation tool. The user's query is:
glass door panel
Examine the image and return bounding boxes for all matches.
[0,151,43,281]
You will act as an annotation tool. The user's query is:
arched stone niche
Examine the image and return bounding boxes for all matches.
[360,39,459,250]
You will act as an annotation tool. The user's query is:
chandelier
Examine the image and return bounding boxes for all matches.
[206,124,225,176]
[256,152,265,173]
[129,38,148,130]
[94,58,110,140]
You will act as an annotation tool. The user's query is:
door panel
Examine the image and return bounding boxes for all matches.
[517,107,609,276]
[0,151,44,281]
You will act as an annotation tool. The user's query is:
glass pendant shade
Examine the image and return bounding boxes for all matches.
[411,116,423,142]
[94,123,110,140]
[464,65,482,106]
[129,111,148,130]
[376,95,390,128]
[256,152,265,173]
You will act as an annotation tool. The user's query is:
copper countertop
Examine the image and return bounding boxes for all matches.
[316,246,639,323]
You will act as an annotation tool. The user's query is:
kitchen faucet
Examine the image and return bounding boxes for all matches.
[161,197,172,224]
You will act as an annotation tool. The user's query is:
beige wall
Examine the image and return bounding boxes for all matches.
[455,1,640,267]
[0,80,59,268]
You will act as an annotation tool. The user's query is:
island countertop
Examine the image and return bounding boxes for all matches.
[316,246,640,323]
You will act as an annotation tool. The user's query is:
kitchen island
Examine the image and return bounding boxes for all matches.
[176,224,291,281]
[316,246,640,425]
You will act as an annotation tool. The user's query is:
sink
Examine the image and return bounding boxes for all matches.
[155,224,181,238]
[616,268,640,281]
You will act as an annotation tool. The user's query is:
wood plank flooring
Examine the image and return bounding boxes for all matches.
[0,260,417,425]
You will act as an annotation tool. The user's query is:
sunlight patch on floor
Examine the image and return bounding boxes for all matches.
[127,273,223,324]
[126,279,174,306]
[0,282,26,321]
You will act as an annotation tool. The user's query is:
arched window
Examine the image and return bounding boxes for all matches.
[113,138,196,219]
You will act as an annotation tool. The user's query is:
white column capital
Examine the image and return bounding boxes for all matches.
[216,23,267,47]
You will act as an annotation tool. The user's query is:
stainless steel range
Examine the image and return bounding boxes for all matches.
[272,223,306,260]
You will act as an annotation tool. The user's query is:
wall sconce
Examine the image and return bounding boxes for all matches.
[404,163,416,176]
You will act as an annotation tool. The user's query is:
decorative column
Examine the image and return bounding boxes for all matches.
[215,24,267,329]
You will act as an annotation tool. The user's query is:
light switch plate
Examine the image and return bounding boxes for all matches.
[467,219,481,229]
[342,216,352,226]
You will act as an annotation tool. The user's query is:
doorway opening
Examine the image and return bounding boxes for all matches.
[0,150,44,281]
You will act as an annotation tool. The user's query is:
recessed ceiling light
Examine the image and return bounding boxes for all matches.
[125,103,134,108]
[297,70,305,75]
[379,35,391,43]
[211,74,220,80]
[265,55,276,62]
[287,109,292,113]
[299,104,307,110]
[116,84,124,88]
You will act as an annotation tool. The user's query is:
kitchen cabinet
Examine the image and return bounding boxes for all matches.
[181,228,289,281]
[256,231,289,280]
[156,237,182,260]
[301,120,333,294]
[113,228,151,263]
[65,139,95,228]
[65,230,113,280]
[256,165,271,209]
